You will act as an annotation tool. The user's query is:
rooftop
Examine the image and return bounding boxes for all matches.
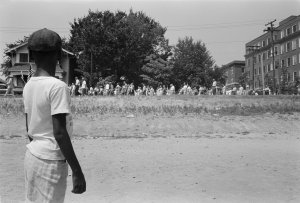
[224,60,245,67]
[5,42,74,56]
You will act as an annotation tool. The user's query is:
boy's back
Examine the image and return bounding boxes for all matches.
[23,76,72,160]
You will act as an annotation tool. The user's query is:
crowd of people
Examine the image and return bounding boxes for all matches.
[69,77,177,96]
[68,76,280,97]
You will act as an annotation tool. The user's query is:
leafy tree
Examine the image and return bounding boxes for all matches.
[171,36,215,89]
[264,73,274,90]
[238,71,249,89]
[209,65,227,86]
[279,66,289,94]
[140,54,173,88]
[68,9,168,87]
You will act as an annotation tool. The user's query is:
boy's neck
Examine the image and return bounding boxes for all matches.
[34,68,53,77]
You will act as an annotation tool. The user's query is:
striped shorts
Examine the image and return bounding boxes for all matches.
[24,150,68,203]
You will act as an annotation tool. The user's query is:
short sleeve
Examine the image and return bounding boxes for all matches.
[50,86,71,115]
[23,86,29,113]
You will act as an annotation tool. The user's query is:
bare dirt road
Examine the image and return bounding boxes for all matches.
[1,114,300,203]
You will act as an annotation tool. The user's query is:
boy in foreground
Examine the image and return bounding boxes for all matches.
[23,28,86,203]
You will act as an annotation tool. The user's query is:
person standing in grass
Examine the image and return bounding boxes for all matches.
[23,28,86,203]
[75,76,80,96]
[81,77,87,96]
[212,79,217,95]
[4,75,14,96]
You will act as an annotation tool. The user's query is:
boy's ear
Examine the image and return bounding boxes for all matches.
[57,49,62,60]
[57,49,62,64]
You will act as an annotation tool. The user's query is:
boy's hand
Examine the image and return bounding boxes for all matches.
[72,171,86,194]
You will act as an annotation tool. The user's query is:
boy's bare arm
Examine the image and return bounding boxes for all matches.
[52,113,86,194]
[25,113,32,142]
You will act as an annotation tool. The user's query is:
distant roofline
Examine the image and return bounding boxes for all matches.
[224,60,245,67]
[245,15,300,46]
[4,42,28,54]
[4,42,74,55]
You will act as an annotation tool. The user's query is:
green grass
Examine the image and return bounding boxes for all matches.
[1,95,300,117]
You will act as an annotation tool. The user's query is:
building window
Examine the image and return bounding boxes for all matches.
[267,50,271,58]
[258,54,261,62]
[287,58,291,67]
[270,63,273,71]
[292,55,297,65]
[286,42,291,52]
[267,38,271,45]
[241,68,245,73]
[292,40,296,50]
[293,72,297,82]
[280,45,284,54]
[19,53,28,63]
[262,52,266,60]
[286,27,291,36]
[263,66,266,73]
[274,46,278,56]
[281,30,284,39]
[254,69,257,75]
[275,60,279,69]
[267,64,271,72]
[253,56,257,64]
[281,59,285,67]
[257,42,261,47]
[258,67,261,75]
[292,25,297,33]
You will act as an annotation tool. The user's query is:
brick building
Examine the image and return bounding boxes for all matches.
[223,60,245,86]
[245,15,300,91]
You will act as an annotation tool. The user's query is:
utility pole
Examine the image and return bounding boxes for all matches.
[90,52,93,87]
[260,54,265,95]
[247,45,260,90]
[264,19,278,94]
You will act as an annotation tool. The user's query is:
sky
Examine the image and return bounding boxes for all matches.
[0,0,299,66]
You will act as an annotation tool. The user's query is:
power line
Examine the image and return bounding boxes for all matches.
[167,22,265,31]
[166,19,273,28]
[0,18,275,33]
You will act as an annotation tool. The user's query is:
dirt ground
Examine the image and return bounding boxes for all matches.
[1,113,300,203]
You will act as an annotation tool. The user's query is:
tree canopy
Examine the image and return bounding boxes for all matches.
[3,9,223,90]
[171,37,215,89]
[68,9,169,86]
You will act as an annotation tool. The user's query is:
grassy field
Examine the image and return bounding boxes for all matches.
[1,95,300,203]
[1,95,300,117]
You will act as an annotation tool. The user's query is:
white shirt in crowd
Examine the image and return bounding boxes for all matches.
[81,80,87,89]
[23,76,73,160]
[75,79,80,86]
[212,81,217,87]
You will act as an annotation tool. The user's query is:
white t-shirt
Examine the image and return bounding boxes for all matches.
[75,79,80,86]
[81,80,87,89]
[23,76,73,160]
[212,81,217,87]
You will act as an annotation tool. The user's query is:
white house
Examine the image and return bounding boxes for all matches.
[4,42,75,93]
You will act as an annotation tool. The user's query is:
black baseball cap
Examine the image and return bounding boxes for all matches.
[28,28,62,52]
